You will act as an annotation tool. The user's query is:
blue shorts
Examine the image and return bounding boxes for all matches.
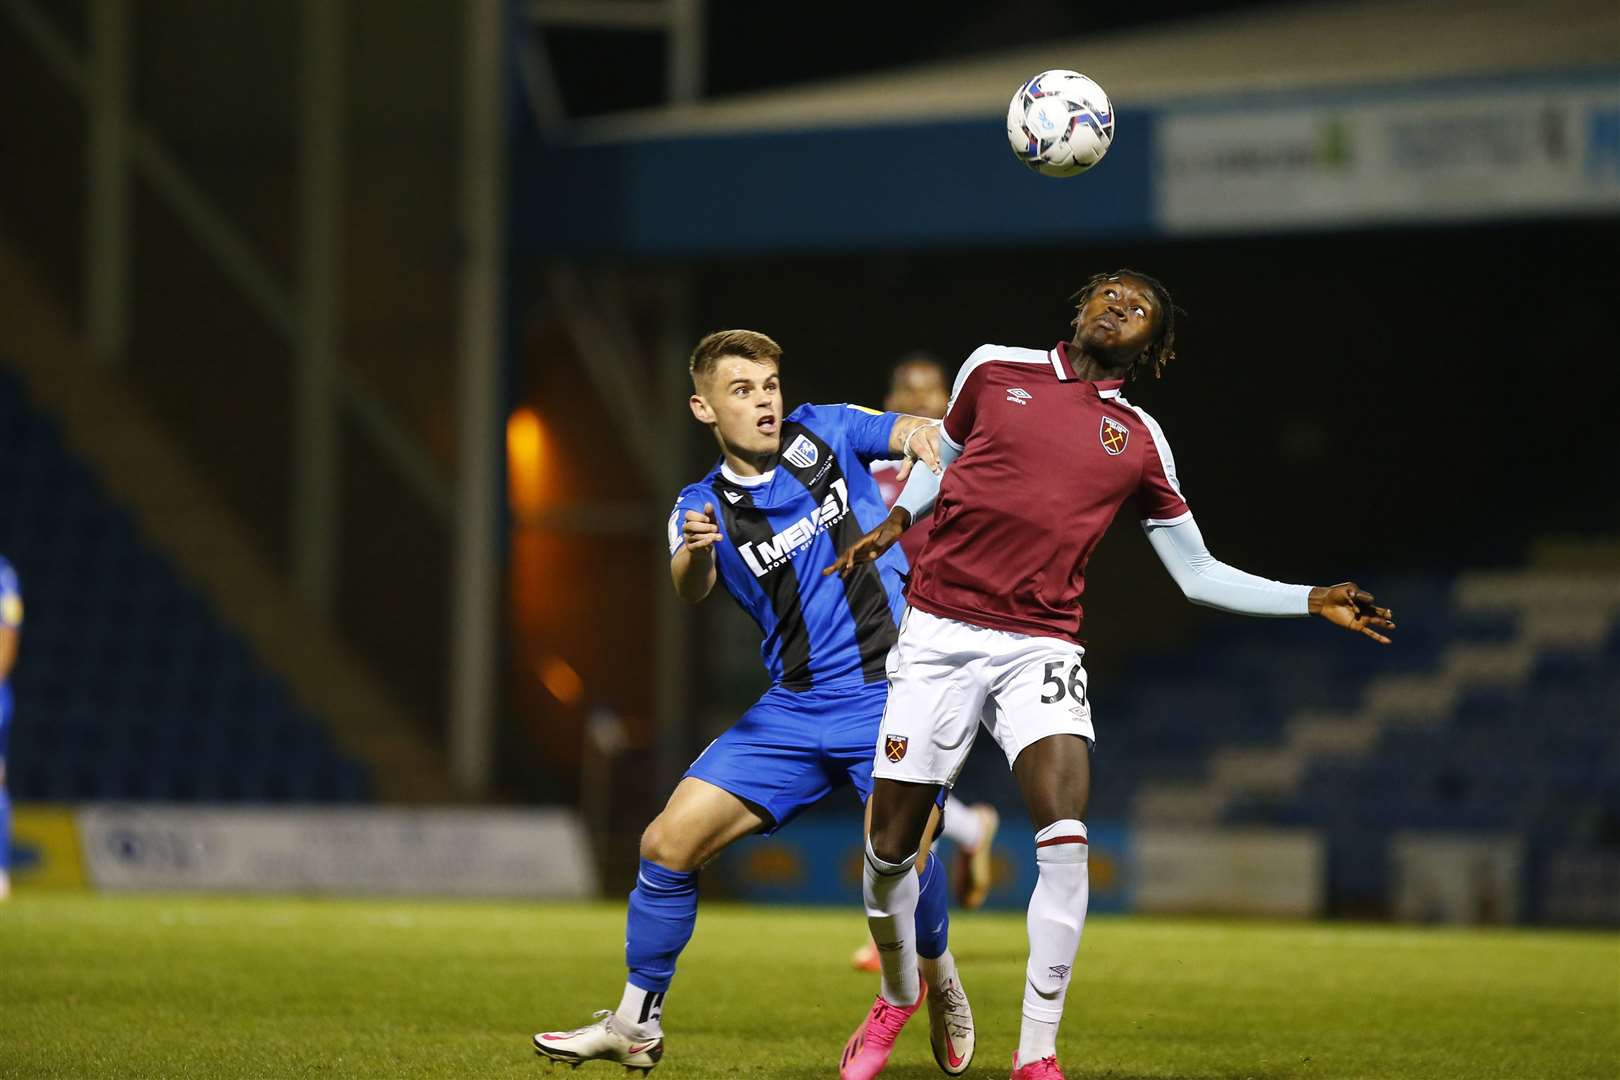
[685,681,890,836]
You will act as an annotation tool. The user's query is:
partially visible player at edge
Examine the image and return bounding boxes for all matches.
[853,357,1000,979]
[0,557,22,900]
[534,330,979,1076]
[827,271,1396,1080]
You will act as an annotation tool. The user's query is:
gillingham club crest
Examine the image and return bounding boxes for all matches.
[1099,415,1130,456]
[884,734,909,763]
[783,434,819,469]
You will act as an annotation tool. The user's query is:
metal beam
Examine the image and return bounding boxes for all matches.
[448,0,508,796]
[526,0,669,30]
[294,0,345,622]
[544,267,666,486]
[85,0,130,367]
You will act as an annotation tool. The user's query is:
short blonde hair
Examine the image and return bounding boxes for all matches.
[689,329,782,387]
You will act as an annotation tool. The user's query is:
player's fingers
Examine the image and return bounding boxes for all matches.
[702,502,717,521]
[1353,589,1375,606]
[1359,625,1392,645]
[914,431,941,471]
[894,457,915,484]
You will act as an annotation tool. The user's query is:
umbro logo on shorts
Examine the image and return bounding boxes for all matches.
[884,734,909,763]
[1006,387,1032,405]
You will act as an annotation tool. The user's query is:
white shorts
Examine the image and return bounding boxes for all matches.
[874,606,1095,788]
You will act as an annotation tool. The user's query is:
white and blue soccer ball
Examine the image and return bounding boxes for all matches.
[1006,70,1115,177]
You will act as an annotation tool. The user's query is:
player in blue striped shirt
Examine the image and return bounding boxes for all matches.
[535,331,978,1076]
[0,557,22,901]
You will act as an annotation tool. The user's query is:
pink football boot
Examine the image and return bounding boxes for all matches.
[838,987,925,1080]
[1010,1051,1067,1078]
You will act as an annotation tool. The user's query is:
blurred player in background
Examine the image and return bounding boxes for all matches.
[535,330,979,1076]
[0,557,21,900]
[853,356,999,976]
[829,271,1395,1079]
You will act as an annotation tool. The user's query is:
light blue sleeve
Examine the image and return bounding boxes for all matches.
[1143,514,1311,616]
[893,432,959,524]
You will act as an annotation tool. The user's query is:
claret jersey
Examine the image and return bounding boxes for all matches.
[668,403,908,690]
[907,342,1190,641]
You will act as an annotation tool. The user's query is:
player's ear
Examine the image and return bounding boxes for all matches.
[689,393,715,424]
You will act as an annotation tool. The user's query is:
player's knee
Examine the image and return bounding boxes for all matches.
[639,818,701,872]
[868,819,921,867]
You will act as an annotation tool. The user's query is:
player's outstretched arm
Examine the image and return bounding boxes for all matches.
[824,507,910,579]
[1144,516,1394,644]
[1308,582,1396,645]
[670,503,722,603]
[826,434,961,578]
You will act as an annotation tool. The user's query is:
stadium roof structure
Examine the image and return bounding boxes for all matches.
[519,0,1620,258]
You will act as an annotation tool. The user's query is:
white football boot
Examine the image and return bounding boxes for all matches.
[533,1010,663,1074]
[925,968,975,1074]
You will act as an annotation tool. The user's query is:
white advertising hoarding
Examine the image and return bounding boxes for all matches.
[1390,832,1522,925]
[1133,827,1324,917]
[1157,75,1620,231]
[77,805,598,898]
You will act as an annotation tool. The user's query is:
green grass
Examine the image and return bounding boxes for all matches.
[1,895,1615,1079]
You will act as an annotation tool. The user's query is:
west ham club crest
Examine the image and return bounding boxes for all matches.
[884,734,909,763]
[1099,416,1130,456]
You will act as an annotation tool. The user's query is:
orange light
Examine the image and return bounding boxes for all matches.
[507,407,545,517]
[537,654,585,706]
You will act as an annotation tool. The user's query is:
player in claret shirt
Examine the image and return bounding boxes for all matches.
[828,271,1395,1080]
[535,330,978,1076]
[865,357,1002,914]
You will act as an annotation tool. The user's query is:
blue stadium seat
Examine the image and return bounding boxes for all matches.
[0,372,370,805]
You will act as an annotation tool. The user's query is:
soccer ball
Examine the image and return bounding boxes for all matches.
[1006,70,1115,177]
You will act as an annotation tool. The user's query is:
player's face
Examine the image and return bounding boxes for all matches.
[883,362,949,420]
[691,356,784,458]
[1072,274,1161,362]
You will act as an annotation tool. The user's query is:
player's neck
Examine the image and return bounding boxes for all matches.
[1067,342,1132,383]
[721,447,777,478]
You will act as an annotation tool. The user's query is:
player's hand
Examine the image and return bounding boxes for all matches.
[895,420,944,484]
[682,503,724,553]
[1309,582,1395,644]
[824,510,908,578]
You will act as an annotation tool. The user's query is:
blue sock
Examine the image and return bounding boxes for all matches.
[0,781,10,873]
[914,849,950,960]
[624,859,699,993]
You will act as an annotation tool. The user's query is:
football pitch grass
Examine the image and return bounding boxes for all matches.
[1,895,1615,1079]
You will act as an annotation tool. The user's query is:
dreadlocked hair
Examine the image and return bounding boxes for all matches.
[1068,269,1183,381]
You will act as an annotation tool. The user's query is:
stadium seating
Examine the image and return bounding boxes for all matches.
[0,370,369,803]
[1076,559,1620,919]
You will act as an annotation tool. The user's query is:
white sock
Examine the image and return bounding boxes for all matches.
[1019,819,1089,1063]
[918,948,958,994]
[614,982,664,1036]
[863,837,920,1006]
[940,795,985,850]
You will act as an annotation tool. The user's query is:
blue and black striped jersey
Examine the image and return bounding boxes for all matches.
[668,403,908,691]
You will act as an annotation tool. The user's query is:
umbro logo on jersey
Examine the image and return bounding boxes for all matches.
[783,434,819,468]
[1006,387,1032,405]
[1099,415,1130,455]
[722,489,745,504]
